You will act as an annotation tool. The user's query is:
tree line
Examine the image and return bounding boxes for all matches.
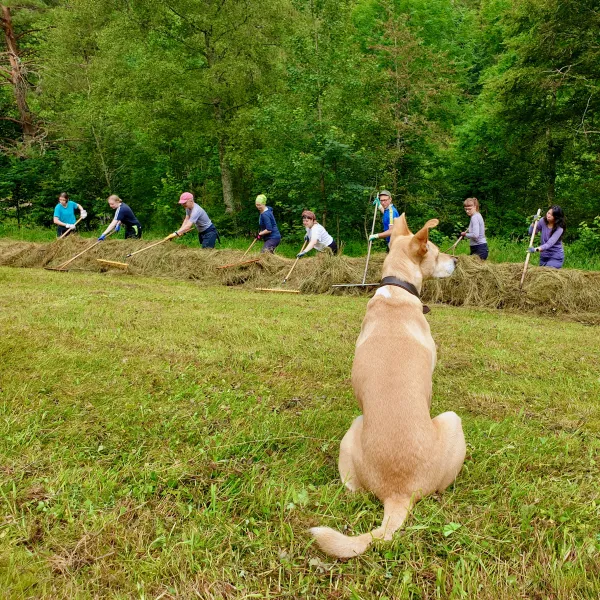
[1,0,599,242]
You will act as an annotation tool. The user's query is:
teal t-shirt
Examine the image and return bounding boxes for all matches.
[53,200,78,225]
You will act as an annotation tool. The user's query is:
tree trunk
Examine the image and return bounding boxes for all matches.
[218,136,235,214]
[1,5,36,140]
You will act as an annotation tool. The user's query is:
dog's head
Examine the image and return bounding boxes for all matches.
[382,214,457,289]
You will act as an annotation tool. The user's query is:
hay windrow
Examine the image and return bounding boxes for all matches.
[1,239,599,318]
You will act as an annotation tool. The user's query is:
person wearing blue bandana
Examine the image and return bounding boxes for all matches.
[368,190,399,250]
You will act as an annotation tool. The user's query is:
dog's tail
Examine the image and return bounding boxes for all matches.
[310,498,410,559]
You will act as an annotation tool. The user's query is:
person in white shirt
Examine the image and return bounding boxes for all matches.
[296,210,338,257]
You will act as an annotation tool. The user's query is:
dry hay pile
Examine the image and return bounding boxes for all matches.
[1,239,598,319]
[423,257,600,319]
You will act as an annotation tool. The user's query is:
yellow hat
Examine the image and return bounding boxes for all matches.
[255,194,267,205]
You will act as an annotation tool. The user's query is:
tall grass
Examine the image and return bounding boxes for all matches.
[1,222,600,268]
[1,267,599,598]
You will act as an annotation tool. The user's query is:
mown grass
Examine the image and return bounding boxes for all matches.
[1,267,599,599]
[2,222,600,269]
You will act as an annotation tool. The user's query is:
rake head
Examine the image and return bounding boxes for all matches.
[96,259,129,270]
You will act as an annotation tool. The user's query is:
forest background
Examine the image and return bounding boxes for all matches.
[1,0,599,245]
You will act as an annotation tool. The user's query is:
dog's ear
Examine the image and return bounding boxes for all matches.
[410,219,439,256]
[392,213,411,238]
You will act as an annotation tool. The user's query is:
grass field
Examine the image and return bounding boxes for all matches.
[1,267,599,599]
[2,223,600,270]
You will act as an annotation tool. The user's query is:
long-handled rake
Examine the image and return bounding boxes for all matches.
[45,229,116,272]
[332,195,380,290]
[442,234,465,255]
[216,238,261,270]
[519,208,542,290]
[57,217,84,240]
[256,240,308,294]
[97,233,178,270]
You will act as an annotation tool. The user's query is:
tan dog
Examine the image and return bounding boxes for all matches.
[311,214,466,559]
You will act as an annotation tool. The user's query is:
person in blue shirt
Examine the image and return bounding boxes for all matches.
[255,194,281,253]
[53,192,87,237]
[98,195,142,240]
[368,190,399,250]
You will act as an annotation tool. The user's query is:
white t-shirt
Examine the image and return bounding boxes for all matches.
[306,223,333,251]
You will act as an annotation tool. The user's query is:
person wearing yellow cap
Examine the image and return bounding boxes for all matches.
[255,194,281,253]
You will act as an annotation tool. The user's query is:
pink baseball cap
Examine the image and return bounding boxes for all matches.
[179,192,194,204]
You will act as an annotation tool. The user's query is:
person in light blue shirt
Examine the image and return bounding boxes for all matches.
[368,190,399,251]
[53,192,87,237]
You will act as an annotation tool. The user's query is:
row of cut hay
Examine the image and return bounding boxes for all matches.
[422,257,600,318]
[1,239,599,318]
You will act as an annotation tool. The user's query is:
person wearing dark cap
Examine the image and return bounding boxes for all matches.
[368,190,399,250]
[173,192,219,248]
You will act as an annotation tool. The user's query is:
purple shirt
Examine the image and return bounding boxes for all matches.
[529,219,564,260]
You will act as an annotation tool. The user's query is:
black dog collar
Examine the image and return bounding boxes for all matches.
[379,276,431,314]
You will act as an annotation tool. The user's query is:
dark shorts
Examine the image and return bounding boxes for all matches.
[540,255,564,268]
[470,243,489,260]
[198,224,218,248]
[328,240,338,255]
[261,236,281,253]
[125,225,142,239]
[56,226,69,237]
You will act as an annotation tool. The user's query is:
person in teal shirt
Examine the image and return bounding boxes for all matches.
[368,190,399,250]
[53,192,87,237]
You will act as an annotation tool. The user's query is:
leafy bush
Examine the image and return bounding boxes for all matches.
[576,217,600,254]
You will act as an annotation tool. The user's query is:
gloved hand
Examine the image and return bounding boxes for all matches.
[80,210,87,219]
[296,251,307,258]
[527,247,537,253]
[98,234,106,241]
[368,234,378,242]
[304,234,309,242]
[115,223,121,232]
[256,234,262,240]
[372,196,381,208]
[67,223,76,230]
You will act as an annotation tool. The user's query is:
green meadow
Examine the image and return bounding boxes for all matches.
[1,267,599,599]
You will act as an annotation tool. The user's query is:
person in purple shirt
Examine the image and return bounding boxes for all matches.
[528,205,566,268]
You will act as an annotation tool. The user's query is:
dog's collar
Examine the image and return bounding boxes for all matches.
[379,276,431,314]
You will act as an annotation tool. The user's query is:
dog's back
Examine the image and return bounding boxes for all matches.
[311,215,466,559]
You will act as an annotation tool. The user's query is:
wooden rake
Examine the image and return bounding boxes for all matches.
[97,233,178,270]
[256,240,308,294]
[331,198,380,290]
[519,208,542,290]
[216,238,261,270]
[45,229,116,272]
[57,217,84,240]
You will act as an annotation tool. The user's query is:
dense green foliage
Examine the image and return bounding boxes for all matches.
[1,0,599,242]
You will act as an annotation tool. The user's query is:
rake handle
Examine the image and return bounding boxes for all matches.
[241,237,258,258]
[57,217,84,240]
[362,201,380,285]
[55,240,102,270]
[126,234,174,258]
[519,208,542,290]
[283,240,308,283]
[54,228,116,270]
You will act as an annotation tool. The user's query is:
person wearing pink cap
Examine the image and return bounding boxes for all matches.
[173,192,219,248]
